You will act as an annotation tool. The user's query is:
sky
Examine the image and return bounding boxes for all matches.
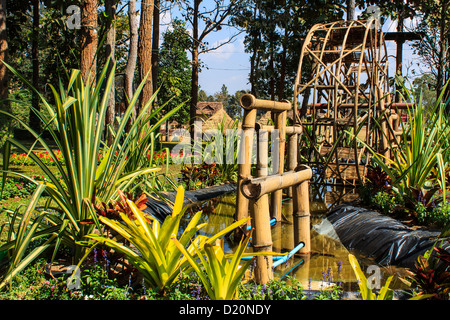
[155,2,428,98]
[158,5,251,96]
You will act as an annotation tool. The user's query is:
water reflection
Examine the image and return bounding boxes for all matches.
[183,191,409,292]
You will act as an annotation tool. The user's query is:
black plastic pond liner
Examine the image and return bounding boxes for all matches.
[326,204,450,269]
[143,183,237,223]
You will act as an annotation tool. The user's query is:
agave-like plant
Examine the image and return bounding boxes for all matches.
[0,185,60,289]
[172,231,255,300]
[347,80,450,200]
[84,185,250,293]
[0,59,183,263]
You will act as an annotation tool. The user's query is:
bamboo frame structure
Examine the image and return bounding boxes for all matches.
[236,94,312,284]
[293,20,401,187]
[235,108,257,226]
[241,167,313,199]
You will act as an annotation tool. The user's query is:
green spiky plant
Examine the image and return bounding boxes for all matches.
[83,185,251,294]
[348,254,394,300]
[347,80,450,203]
[0,59,183,267]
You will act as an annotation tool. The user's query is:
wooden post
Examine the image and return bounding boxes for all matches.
[253,192,274,284]
[271,110,286,221]
[241,168,312,199]
[235,108,257,225]
[287,127,299,197]
[257,128,269,178]
[253,126,273,284]
[240,94,291,112]
[292,170,311,254]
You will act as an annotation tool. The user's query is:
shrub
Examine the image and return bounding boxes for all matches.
[238,277,306,300]
[417,201,450,228]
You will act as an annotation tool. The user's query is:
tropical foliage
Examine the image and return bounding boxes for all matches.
[404,243,450,300]
[0,60,183,279]
[84,185,250,294]
[173,230,253,300]
[348,254,394,300]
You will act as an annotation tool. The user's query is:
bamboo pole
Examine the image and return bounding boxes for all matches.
[261,125,302,135]
[287,127,299,197]
[271,110,287,221]
[253,126,273,284]
[257,128,269,177]
[235,108,257,224]
[253,192,274,284]
[240,94,291,112]
[241,166,312,199]
[292,173,311,254]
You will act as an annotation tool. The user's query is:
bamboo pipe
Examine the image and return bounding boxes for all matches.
[241,166,313,199]
[240,94,292,112]
[259,125,302,135]
[253,126,274,284]
[253,192,274,284]
[292,179,311,254]
[257,128,269,177]
[310,102,414,109]
[235,108,257,224]
[287,130,299,197]
[271,110,286,221]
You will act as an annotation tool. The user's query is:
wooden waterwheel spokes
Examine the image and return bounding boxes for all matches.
[293,20,391,187]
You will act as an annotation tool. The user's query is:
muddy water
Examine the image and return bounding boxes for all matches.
[183,192,410,292]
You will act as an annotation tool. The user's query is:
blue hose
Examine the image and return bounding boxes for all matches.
[241,242,305,264]
[272,242,305,268]
[279,259,304,280]
[246,218,277,231]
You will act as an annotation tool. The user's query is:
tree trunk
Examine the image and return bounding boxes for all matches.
[269,33,275,101]
[124,0,138,132]
[0,0,11,148]
[0,0,6,101]
[105,0,116,146]
[277,27,287,101]
[190,46,199,139]
[137,0,154,115]
[152,0,160,95]
[30,0,40,132]
[437,0,449,99]
[395,0,404,102]
[80,0,98,85]
[189,0,200,139]
[346,0,355,20]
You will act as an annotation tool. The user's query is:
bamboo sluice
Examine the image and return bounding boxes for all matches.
[235,93,312,285]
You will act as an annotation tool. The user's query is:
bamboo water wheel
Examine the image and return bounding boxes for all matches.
[293,20,399,188]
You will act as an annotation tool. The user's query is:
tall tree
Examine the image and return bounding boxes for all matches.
[411,0,450,100]
[124,0,138,104]
[347,0,355,20]
[158,19,192,124]
[137,0,154,115]
[105,0,117,146]
[151,0,160,96]
[80,0,98,84]
[227,90,247,118]
[0,0,6,101]
[234,0,345,101]
[30,0,40,132]
[0,0,11,149]
[178,0,242,136]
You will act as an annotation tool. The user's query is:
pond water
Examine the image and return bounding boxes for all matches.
[181,190,411,293]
